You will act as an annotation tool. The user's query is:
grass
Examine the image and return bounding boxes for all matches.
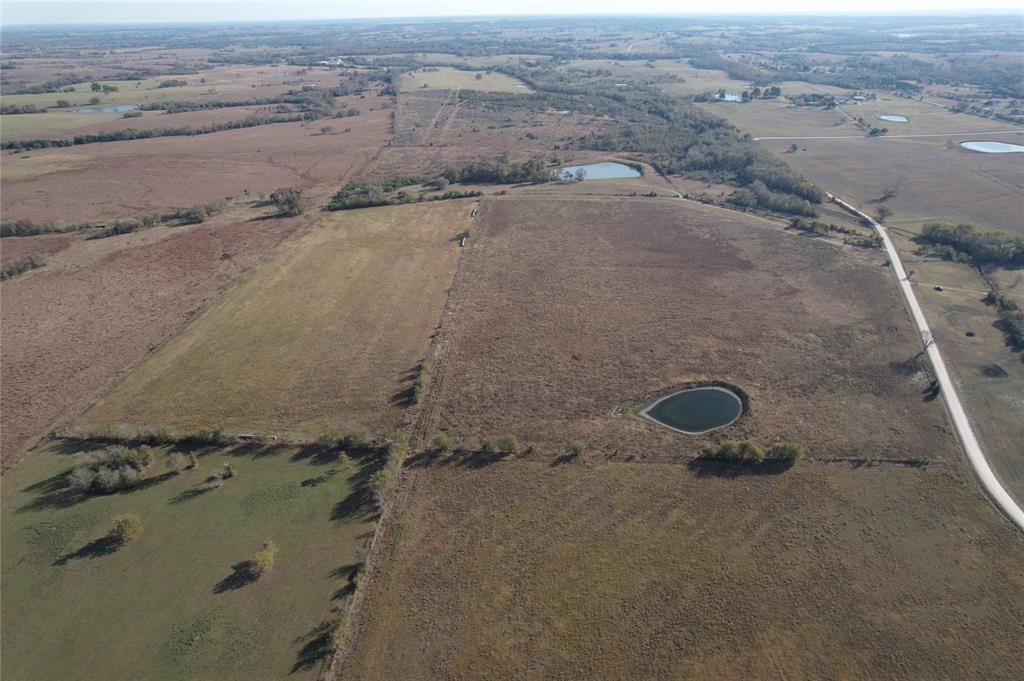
[83,200,472,436]
[397,67,532,93]
[1,76,248,109]
[1,441,377,680]
[343,460,1024,680]
[0,110,122,139]
[1,152,89,180]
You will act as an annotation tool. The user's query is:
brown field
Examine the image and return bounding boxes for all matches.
[761,135,1024,235]
[82,200,472,437]
[0,208,302,466]
[0,232,77,266]
[1,106,390,222]
[427,196,956,460]
[342,460,1024,680]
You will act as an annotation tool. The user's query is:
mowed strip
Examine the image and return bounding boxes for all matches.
[343,461,1024,681]
[83,201,472,436]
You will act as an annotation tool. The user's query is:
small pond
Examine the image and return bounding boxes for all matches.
[879,114,908,123]
[640,386,743,434]
[960,140,1024,154]
[77,103,138,113]
[718,93,743,102]
[555,161,641,180]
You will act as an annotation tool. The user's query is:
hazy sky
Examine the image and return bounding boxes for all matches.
[2,1,1022,26]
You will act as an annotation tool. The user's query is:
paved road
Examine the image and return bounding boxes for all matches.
[830,194,1024,531]
[754,129,1022,141]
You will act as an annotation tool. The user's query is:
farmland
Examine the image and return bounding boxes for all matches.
[2,441,375,680]
[428,196,955,461]
[342,460,1024,681]
[397,66,532,93]
[83,200,472,438]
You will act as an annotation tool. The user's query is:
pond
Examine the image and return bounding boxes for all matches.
[639,386,743,434]
[718,93,743,102]
[879,114,908,123]
[76,104,138,113]
[554,161,641,180]
[960,140,1024,154]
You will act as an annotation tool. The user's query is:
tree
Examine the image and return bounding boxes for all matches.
[881,186,899,201]
[111,514,144,545]
[90,82,102,91]
[752,87,762,98]
[494,434,519,454]
[270,187,303,216]
[319,125,334,135]
[166,452,184,474]
[877,205,893,221]
[766,442,806,463]
[741,90,751,101]
[787,143,798,153]
[432,432,457,454]
[250,541,279,577]
[573,168,587,182]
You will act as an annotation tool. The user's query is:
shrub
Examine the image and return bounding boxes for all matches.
[713,440,764,463]
[344,428,369,451]
[269,187,303,216]
[111,514,144,545]
[568,440,588,457]
[93,467,123,493]
[251,541,279,577]
[766,442,806,463]
[431,432,457,454]
[166,452,185,474]
[494,434,519,455]
[1,254,47,280]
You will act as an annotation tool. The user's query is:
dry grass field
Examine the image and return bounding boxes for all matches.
[761,135,1024,235]
[427,196,955,460]
[82,200,472,437]
[0,210,301,467]
[1,104,390,222]
[342,460,1024,681]
[397,67,532,93]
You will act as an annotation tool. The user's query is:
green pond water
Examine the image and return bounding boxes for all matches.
[641,387,743,434]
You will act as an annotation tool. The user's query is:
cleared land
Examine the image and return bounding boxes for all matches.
[343,460,1024,680]
[397,67,532,93]
[83,200,472,437]
[762,135,1024,235]
[1,105,390,222]
[0,210,300,467]
[429,197,956,460]
[2,441,374,680]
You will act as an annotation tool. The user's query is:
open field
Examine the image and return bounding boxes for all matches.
[83,200,472,438]
[397,67,532,93]
[698,99,854,138]
[0,232,77,266]
[428,196,956,460]
[1,104,389,222]
[839,95,1016,135]
[761,135,1024,235]
[0,209,301,467]
[2,441,375,680]
[343,460,1024,680]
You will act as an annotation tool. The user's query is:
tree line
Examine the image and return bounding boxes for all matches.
[917,223,1024,268]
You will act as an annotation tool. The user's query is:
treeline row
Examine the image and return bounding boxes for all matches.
[984,292,1023,354]
[916,223,1024,268]
[1,113,305,150]
[327,177,481,211]
[1,254,47,281]
[2,203,219,239]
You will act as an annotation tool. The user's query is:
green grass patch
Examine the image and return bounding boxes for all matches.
[1,441,377,680]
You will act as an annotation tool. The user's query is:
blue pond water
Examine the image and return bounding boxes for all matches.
[555,162,641,180]
[77,104,138,113]
[879,114,908,123]
[960,140,1024,154]
[640,387,743,434]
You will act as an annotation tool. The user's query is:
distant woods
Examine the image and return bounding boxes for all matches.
[916,223,1024,268]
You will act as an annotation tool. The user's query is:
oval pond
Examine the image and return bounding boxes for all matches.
[555,161,641,180]
[76,104,138,113]
[960,140,1024,154]
[879,114,908,123]
[640,386,743,434]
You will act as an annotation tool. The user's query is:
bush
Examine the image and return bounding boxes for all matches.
[67,445,156,495]
[1,254,47,280]
[712,440,764,463]
[344,428,369,451]
[250,541,279,577]
[270,187,303,216]
[111,514,144,545]
[766,442,806,462]
[494,434,519,455]
[568,440,588,456]
[431,432,457,454]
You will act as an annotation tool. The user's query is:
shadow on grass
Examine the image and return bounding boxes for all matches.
[169,483,217,504]
[404,448,510,470]
[213,561,260,593]
[291,619,334,674]
[330,561,363,601]
[18,470,179,514]
[687,457,796,478]
[290,444,344,467]
[329,444,393,523]
[53,534,120,565]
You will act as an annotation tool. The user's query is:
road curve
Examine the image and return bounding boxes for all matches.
[830,193,1024,531]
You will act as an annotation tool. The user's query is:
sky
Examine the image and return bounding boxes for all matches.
[2,0,1022,26]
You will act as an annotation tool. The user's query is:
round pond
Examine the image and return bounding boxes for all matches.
[639,386,743,434]
[879,114,908,123]
[960,140,1024,154]
[555,161,641,180]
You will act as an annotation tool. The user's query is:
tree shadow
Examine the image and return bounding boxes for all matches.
[290,619,334,674]
[170,484,217,504]
[390,362,423,407]
[290,444,342,466]
[213,561,259,593]
[330,561,363,601]
[53,534,120,565]
[549,452,578,467]
[301,468,341,488]
[18,470,178,514]
[687,457,795,478]
[330,446,389,522]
